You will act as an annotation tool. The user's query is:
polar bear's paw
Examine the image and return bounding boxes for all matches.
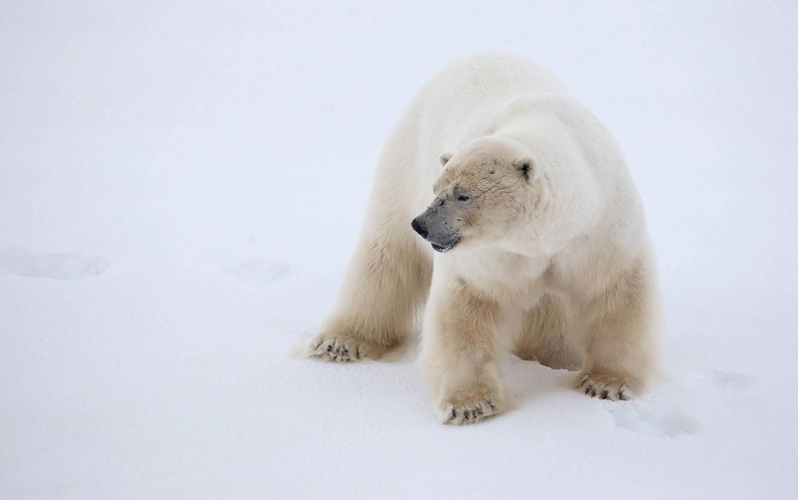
[439,393,503,425]
[308,334,387,362]
[577,372,635,401]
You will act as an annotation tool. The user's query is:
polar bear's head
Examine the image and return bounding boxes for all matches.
[411,136,546,253]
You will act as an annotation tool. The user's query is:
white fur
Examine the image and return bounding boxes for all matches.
[307,54,660,425]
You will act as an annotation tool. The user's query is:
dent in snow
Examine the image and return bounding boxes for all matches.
[0,246,109,280]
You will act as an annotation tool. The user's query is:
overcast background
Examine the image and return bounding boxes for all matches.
[1,1,797,499]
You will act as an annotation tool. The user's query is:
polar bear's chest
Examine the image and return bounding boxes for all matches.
[451,249,549,303]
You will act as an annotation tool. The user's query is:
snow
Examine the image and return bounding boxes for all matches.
[1,1,797,498]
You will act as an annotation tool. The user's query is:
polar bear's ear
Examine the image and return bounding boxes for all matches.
[514,155,538,181]
[439,152,453,167]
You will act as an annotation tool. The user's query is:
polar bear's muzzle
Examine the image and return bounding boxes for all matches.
[411,203,462,253]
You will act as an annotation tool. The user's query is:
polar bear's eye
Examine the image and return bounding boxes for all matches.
[458,195,470,202]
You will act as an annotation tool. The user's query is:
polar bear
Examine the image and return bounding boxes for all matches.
[307,53,660,424]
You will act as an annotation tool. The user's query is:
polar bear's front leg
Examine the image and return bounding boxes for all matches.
[421,276,513,424]
[574,259,659,400]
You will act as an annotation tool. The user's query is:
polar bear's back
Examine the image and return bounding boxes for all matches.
[422,53,566,101]
[413,53,566,144]
[427,53,566,93]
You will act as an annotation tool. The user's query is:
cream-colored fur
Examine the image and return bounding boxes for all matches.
[307,53,660,424]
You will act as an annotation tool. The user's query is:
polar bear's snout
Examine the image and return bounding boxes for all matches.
[412,204,462,253]
[410,217,428,239]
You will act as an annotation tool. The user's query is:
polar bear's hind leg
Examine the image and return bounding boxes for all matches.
[309,120,433,362]
[513,294,582,371]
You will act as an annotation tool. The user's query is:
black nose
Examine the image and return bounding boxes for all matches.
[411,218,428,239]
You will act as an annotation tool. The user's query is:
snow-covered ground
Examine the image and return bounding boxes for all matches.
[2,1,797,498]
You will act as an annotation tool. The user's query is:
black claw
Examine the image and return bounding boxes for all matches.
[590,388,597,397]
[585,387,591,395]
[600,390,609,400]
[618,391,628,401]
[326,344,333,352]
[451,408,457,420]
